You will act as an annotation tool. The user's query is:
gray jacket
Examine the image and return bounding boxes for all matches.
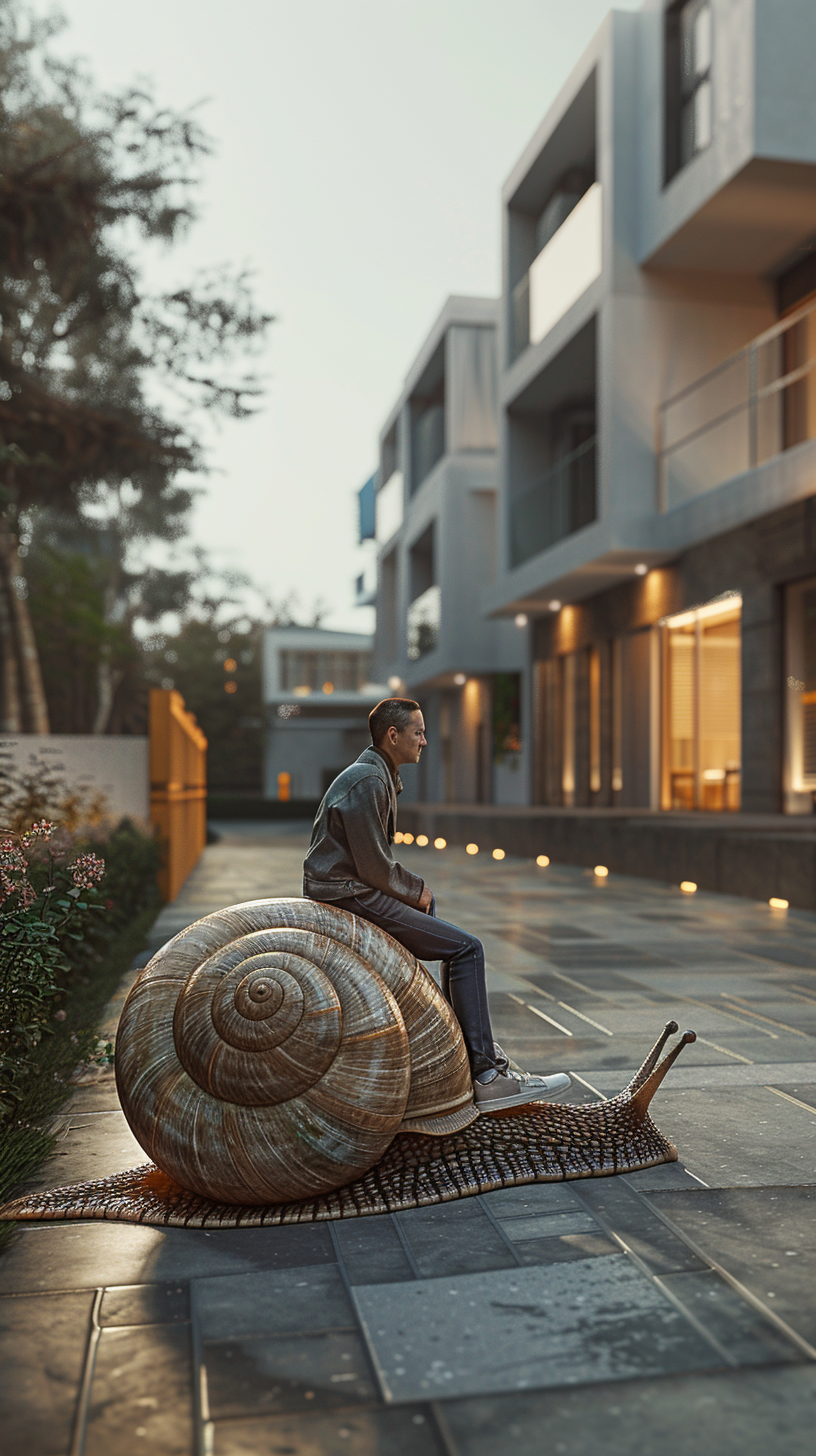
[302,747,425,908]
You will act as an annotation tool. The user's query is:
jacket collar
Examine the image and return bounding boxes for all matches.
[361,746,403,796]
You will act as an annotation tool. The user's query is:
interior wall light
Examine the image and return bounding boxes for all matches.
[548,600,562,612]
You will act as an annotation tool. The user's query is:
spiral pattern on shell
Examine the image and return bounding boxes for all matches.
[115,899,475,1205]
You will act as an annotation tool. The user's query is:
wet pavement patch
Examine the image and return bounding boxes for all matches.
[352,1255,723,1402]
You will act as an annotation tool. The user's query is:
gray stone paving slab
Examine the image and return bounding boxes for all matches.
[440,1365,816,1456]
[394,1203,517,1278]
[21,1109,144,1193]
[332,1215,416,1285]
[203,1329,378,1418]
[211,1405,443,1456]
[0,1220,336,1294]
[648,1086,816,1187]
[498,1212,599,1241]
[649,1187,816,1346]
[84,1322,193,1456]
[353,1255,722,1402]
[0,1289,93,1455]
[659,1270,801,1366]
[195,1265,354,1339]
[99,1281,190,1326]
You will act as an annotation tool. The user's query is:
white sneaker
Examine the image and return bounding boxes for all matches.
[473,1070,571,1111]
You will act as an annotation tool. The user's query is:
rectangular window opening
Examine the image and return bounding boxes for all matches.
[665,0,713,185]
[662,594,741,811]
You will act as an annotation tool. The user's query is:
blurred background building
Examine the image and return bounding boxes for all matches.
[362,0,816,899]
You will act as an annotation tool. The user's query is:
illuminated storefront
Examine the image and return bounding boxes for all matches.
[661,594,742,812]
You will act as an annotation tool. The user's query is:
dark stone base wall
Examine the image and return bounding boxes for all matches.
[398,804,816,911]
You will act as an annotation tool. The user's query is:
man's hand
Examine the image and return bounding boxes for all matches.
[418,884,433,914]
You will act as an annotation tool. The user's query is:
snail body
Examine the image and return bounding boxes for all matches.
[114,898,476,1206]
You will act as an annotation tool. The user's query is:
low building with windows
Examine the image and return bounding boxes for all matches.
[393,0,816,906]
[371,296,529,806]
[262,626,384,801]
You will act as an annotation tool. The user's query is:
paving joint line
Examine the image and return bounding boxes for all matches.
[475,1195,525,1266]
[626,1184,816,1364]
[189,1281,212,1456]
[389,1212,422,1278]
[566,1185,739,1369]
[68,1286,102,1456]
[764,1086,816,1117]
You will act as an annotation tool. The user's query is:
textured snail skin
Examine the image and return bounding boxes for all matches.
[0,1021,696,1228]
[113,899,475,1206]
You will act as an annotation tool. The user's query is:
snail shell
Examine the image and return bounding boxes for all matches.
[115,898,476,1205]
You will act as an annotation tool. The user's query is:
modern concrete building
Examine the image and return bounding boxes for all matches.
[372,296,529,806]
[262,626,383,801]
[396,0,816,906]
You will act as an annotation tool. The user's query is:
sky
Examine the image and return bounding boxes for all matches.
[54,0,641,631]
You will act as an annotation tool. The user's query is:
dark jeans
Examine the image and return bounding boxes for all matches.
[329,888,498,1077]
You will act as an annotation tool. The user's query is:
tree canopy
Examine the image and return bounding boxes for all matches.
[0,2,273,732]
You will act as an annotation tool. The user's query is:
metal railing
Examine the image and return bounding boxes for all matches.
[406,584,441,661]
[658,295,816,512]
[509,436,597,567]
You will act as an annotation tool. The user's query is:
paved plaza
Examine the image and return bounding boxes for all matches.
[2,821,816,1454]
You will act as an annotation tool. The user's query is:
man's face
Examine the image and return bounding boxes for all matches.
[390,710,427,765]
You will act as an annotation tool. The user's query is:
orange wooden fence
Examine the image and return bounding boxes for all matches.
[149,688,208,902]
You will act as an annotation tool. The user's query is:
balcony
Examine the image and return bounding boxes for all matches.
[510,183,602,363]
[658,297,816,511]
[509,436,597,568]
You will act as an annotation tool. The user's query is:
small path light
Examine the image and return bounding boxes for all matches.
[680,881,697,894]
[536,855,550,867]
[492,848,505,861]
[434,837,446,849]
[466,842,479,855]
[594,865,609,878]
[402,833,414,844]
[416,835,429,847]
[393,832,404,844]
[769,897,789,910]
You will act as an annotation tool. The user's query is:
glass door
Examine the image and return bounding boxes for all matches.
[662,595,742,811]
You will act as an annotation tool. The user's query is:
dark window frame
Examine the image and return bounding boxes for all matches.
[665,0,713,186]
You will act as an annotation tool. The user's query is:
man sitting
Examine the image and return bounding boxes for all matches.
[303,696,570,1110]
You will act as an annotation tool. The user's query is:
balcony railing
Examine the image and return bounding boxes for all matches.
[407,584,441,660]
[658,295,816,511]
[509,436,597,567]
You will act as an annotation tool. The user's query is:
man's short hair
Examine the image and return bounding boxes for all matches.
[369,697,420,747]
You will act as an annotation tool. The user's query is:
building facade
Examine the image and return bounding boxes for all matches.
[262,626,383,801]
[479,0,816,821]
[371,297,529,806]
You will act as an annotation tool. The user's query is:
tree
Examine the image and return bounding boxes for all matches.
[0,3,272,731]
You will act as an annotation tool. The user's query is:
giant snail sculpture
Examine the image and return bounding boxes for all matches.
[0,899,696,1229]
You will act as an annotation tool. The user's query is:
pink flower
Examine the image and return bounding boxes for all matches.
[71,853,106,890]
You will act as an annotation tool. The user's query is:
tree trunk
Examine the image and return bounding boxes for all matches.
[0,520,50,734]
[92,660,124,734]
[0,568,23,731]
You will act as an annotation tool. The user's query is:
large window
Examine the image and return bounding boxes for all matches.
[785,578,816,812]
[666,0,713,183]
[662,595,741,811]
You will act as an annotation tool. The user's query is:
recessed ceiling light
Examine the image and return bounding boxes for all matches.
[515,613,528,627]
[453,673,466,686]
[548,600,562,612]
[634,563,648,576]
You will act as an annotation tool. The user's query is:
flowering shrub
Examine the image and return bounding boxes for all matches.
[0,821,107,1116]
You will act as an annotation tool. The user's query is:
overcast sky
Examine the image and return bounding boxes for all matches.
[56,0,640,630]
